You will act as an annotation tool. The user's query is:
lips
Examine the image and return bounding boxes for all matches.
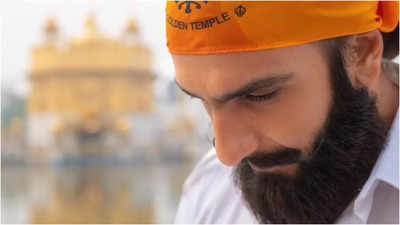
[245,148,302,171]
[247,159,299,174]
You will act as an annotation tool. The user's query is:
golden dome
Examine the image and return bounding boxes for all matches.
[72,14,105,43]
[84,14,97,34]
[125,18,138,34]
[44,17,58,34]
[83,14,103,38]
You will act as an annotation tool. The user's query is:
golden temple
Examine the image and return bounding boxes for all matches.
[26,15,156,157]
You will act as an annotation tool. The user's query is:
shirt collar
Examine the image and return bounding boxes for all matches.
[371,108,399,188]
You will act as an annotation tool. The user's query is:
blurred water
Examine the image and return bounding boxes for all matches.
[1,161,195,224]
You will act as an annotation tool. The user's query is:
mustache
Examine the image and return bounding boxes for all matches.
[244,148,305,168]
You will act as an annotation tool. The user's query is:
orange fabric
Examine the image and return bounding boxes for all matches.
[166,1,399,54]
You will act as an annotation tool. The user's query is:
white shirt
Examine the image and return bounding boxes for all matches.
[175,110,399,224]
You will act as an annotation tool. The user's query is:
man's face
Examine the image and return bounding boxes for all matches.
[173,42,388,223]
[173,43,332,172]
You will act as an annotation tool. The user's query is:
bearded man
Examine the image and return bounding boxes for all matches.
[166,1,399,224]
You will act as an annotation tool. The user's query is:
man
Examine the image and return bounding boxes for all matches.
[166,1,399,223]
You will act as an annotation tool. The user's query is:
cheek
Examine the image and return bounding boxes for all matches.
[251,76,332,153]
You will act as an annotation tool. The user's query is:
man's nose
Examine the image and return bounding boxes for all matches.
[211,107,258,166]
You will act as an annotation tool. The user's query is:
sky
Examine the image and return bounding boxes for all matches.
[0,0,174,97]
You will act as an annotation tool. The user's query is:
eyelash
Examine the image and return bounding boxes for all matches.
[245,90,279,102]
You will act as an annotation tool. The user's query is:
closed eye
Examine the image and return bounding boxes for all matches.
[245,89,280,102]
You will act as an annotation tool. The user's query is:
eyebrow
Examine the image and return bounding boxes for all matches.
[175,73,293,103]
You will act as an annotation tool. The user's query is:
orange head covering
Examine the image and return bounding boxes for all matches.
[166,1,399,54]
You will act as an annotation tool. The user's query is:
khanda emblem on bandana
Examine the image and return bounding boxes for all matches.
[175,0,208,14]
[234,5,246,17]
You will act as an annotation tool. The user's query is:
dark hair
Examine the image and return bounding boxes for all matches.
[381,24,399,60]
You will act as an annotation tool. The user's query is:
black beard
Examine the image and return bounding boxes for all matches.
[233,50,388,223]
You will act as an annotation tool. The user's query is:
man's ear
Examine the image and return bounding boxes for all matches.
[342,29,383,91]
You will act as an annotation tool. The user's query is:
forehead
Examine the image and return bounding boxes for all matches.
[172,43,326,98]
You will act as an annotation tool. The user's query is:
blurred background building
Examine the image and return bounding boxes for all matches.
[27,15,155,164]
[1,1,213,223]
[4,14,210,166]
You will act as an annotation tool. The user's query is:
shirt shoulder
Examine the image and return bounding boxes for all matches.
[174,148,256,224]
